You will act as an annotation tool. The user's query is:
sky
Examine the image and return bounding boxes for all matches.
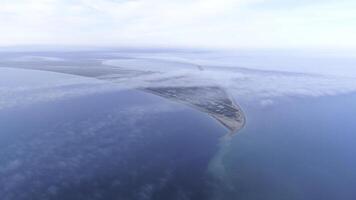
[0,0,356,48]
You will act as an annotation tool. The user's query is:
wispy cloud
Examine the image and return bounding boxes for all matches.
[1,47,356,112]
[0,68,124,110]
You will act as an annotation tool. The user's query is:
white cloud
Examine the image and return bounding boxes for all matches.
[0,0,356,48]
[260,99,274,107]
[1,50,356,110]
[101,55,356,100]
[0,68,125,110]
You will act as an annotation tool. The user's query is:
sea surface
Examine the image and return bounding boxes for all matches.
[0,85,225,200]
[1,50,356,200]
[214,93,356,200]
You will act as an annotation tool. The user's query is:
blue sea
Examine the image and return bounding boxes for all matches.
[215,94,356,200]
[1,50,356,200]
[0,88,225,200]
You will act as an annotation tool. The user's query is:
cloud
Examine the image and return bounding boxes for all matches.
[101,55,356,101]
[0,83,121,110]
[10,56,65,62]
[0,68,125,110]
[1,50,356,110]
[260,99,274,107]
[99,53,356,100]
[0,0,356,48]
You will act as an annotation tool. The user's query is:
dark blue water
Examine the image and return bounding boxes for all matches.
[0,89,226,200]
[220,94,356,200]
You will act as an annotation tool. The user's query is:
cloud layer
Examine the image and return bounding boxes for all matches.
[1,0,356,48]
[1,50,356,110]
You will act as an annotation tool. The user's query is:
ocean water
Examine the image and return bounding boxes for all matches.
[1,50,356,200]
[214,94,356,200]
[0,85,226,200]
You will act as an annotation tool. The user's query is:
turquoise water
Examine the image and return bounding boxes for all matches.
[216,94,356,199]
